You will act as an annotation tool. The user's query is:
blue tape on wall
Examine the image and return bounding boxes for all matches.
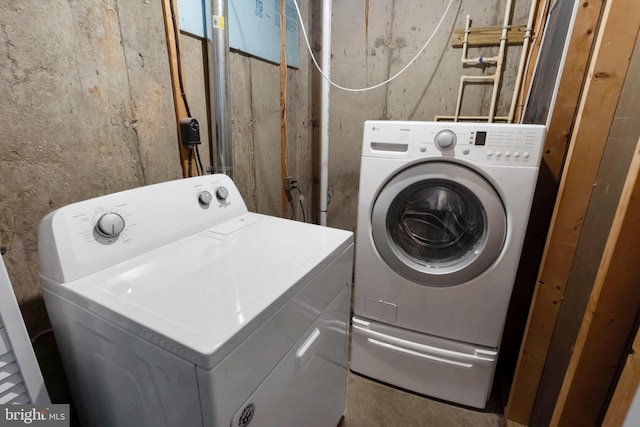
[177,0,299,68]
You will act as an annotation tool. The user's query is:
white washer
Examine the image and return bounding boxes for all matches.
[38,175,353,427]
[351,121,546,408]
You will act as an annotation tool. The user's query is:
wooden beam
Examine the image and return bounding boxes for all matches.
[603,323,640,427]
[506,0,639,423]
[513,0,550,123]
[452,25,526,47]
[541,0,605,180]
[279,0,289,217]
[551,134,640,425]
[161,0,196,177]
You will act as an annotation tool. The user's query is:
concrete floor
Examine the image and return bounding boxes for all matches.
[340,372,506,427]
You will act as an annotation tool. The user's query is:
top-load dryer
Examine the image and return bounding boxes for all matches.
[39,174,353,426]
[350,121,546,408]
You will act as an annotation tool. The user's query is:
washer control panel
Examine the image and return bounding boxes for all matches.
[455,128,539,163]
[39,174,248,282]
[363,121,546,167]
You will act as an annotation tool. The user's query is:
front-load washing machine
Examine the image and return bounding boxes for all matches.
[350,121,546,408]
[38,174,353,426]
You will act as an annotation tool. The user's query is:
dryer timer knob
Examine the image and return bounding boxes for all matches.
[216,186,229,201]
[95,212,125,238]
[198,191,213,206]
[435,130,457,150]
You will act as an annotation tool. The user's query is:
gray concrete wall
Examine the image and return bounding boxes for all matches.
[0,0,182,402]
[325,0,532,231]
[0,0,181,335]
[180,11,314,221]
[180,35,213,174]
[228,51,313,219]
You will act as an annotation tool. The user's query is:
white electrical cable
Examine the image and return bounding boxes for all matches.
[292,0,457,92]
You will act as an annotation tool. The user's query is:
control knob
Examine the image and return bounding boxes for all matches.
[95,213,125,238]
[216,186,229,201]
[434,130,457,151]
[198,191,213,206]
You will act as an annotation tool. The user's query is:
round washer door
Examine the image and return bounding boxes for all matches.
[371,162,506,287]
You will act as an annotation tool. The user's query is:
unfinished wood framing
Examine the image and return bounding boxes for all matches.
[551,135,640,425]
[539,0,605,179]
[506,0,640,423]
[532,31,640,426]
[603,325,640,427]
[161,0,197,177]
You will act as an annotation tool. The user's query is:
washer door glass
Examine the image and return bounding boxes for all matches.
[372,162,506,287]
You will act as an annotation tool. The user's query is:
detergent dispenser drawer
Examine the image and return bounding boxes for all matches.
[232,285,349,427]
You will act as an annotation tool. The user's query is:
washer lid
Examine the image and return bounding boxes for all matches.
[41,213,352,369]
[372,162,506,287]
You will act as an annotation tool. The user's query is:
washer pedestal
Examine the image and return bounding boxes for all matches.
[351,316,497,409]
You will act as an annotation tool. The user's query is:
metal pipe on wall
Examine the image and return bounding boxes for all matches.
[207,0,233,178]
[319,0,331,226]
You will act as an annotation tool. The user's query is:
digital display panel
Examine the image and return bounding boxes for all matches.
[475,131,487,146]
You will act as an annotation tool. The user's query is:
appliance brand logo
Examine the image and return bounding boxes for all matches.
[238,402,255,426]
[0,406,69,426]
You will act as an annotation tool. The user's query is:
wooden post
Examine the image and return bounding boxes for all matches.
[506,0,640,423]
[551,134,640,425]
[603,324,640,426]
[280,0,289,217]
[161,0,196,177]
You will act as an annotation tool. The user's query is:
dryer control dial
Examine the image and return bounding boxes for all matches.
[95,213,125,238]
[216,186,229,202]
[198,191,213,206]
[434,130,457,150]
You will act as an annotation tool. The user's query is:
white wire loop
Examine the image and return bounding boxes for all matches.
[292,0,457,92]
